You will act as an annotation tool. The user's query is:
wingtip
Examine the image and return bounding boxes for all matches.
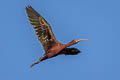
[28,5,32,8]
[26,5,32,9]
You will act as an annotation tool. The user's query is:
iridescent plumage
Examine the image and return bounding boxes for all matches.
[26,5,88,67]
[26,6,56,52]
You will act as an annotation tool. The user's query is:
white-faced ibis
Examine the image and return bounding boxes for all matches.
[26,5,88,67]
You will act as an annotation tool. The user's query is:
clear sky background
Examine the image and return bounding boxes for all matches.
[0,0,119,80]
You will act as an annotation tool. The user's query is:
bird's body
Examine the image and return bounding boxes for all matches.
[25,5,88,67]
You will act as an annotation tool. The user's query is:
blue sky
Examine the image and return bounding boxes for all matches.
[0,0,119,80]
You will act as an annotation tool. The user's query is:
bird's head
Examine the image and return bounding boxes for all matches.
[71,39,88,44]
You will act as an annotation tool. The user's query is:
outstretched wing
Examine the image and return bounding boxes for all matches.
[26,5,56,52]
[60,48,81,55]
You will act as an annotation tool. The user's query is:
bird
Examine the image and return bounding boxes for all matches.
[25,5,88,67]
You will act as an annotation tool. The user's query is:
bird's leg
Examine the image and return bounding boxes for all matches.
[30,55,48,68]
[30,59,41,68]
[39,54,48,61]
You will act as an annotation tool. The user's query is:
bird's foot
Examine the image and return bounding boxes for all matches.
[30,60,41,68]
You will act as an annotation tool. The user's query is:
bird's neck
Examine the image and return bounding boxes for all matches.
[65,41,75,48]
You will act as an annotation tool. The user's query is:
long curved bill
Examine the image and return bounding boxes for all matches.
[78,39,88,41]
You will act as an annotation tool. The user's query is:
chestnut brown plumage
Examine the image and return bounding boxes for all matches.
[25,5,88,67]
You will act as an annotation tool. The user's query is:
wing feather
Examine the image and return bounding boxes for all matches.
[26,5,56,52]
